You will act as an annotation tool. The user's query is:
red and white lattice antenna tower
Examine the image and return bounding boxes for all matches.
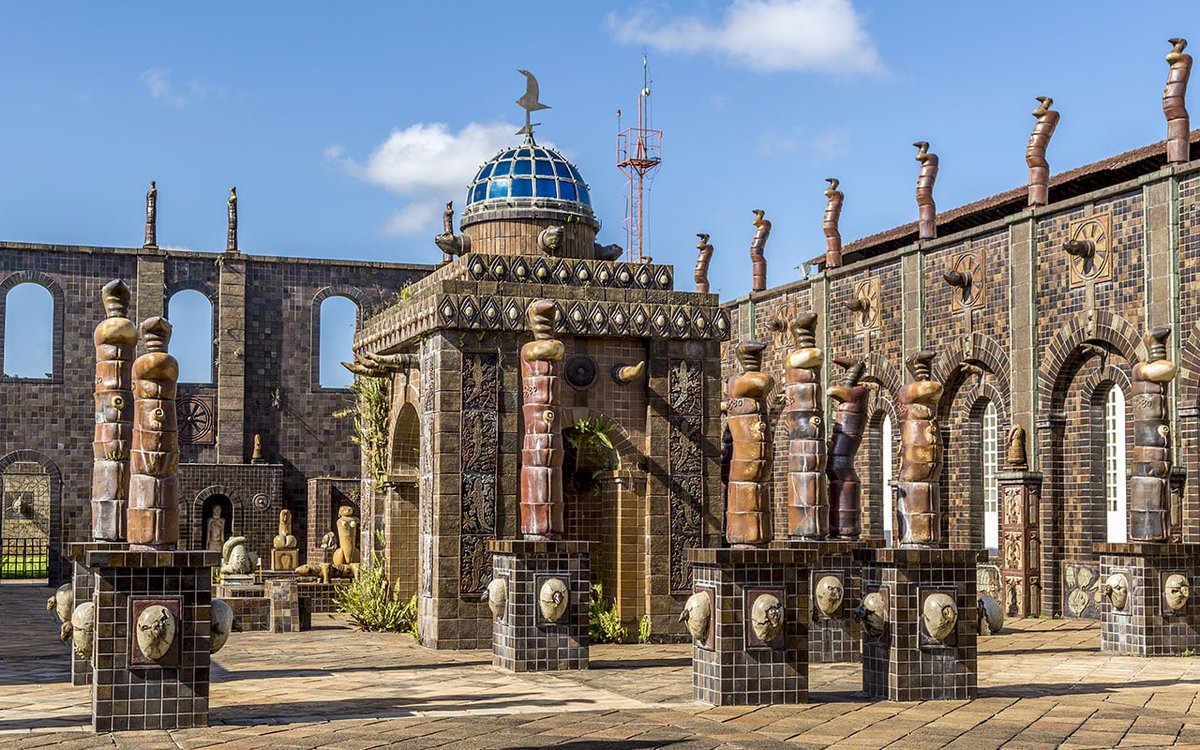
[616,53,662,263]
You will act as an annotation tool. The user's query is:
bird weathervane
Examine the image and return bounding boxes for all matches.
[516,69,550,140]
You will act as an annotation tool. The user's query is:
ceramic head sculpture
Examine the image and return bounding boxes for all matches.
[679,590,713,643]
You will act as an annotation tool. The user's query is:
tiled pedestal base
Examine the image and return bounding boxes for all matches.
[859,547,979,701]
[1096,542,1200,656]
[85,548,220,732]
[773,538,880,663]
[66,542,126,686]
[688,547,815,706]
[267,578,301,633]
[488,540,589,672]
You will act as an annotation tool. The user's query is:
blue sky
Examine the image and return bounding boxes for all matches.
[2,2,1199,381]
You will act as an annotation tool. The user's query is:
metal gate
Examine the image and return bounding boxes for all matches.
[1,461,51,580]
[1,536,48,579]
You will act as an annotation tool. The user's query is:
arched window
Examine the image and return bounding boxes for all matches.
[3,283,53,379]
[319,296,359,389]
[982,403,999,556]
[881,414,893,545]
[167,290,214,384]
[1105,385,1127,543]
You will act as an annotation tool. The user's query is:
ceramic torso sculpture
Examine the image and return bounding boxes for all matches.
[333,505,361,566]
[1129,327,1176,542]
[896,350,943,547]
[273,509,297,549]
[127,317,180,549]
[144,181,157,248]
[1025,97,1059,206]
[827,358,870,538]
[226,187,238,252]
[1165,38,1193,163]
[913,142,939,240]
[519,300,565,539]
[91,280,136,542]
[823,178,844,267]
[783,313,827,539]
[724,341,774,547]
[694,233,713,294]
[749,210,770,292]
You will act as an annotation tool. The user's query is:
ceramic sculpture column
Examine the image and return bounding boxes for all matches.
[827,358,869,539]
[896,350,943,547]
[724,341,774,547]
[126,316,180,550]
[91,280,136,542]
[519,299,565,540]
[1130,327,1176,542]
[783,314,826,540]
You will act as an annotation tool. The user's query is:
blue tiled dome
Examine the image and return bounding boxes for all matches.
[461,142,596,228]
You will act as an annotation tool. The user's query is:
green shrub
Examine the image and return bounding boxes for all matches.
[638,614,652,644]
[333,565,419,638]
[588,583,627,644]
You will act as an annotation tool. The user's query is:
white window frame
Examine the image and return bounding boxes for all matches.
[1105,385,1127,544]
[982,403,999,556]
[882,414,893,545]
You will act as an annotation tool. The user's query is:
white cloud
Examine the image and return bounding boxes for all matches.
[809,130,850,163]
[140,68,221,107]
[381,201,441,237]
[334,121,529,236]
[608,0,883,75]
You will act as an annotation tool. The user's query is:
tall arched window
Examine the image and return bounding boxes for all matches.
[3,283,54,379]
[1105,385,1127,543]
[881,414,893,545]
[319,296,359,389]
[167,290,214,384]
[982,403,999,556]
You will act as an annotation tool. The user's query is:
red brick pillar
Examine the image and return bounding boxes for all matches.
[997,470,1043,618]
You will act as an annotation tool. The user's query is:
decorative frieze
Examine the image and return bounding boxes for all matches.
[669,358,705,593]
[460,350,499,596]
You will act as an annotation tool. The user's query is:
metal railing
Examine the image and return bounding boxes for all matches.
[0,537,49,579]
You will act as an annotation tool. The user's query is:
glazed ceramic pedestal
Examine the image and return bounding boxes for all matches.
[66,541,126,686]
[488,540,589,672]
[688,547,815,706]
[1095,542,1200,656]
[772,538,881,663]
[858,547,979,702]
[85,548,220,732]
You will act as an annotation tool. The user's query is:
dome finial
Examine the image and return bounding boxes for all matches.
[516,69,550,140]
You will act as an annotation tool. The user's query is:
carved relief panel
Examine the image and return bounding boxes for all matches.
[459,351,499,596]
[848,277,881,333]
[668,358,704,593]
[946,250,984,311]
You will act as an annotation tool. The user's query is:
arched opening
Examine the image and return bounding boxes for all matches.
[1,461,51,579]
[386,402,421,597]
[563,416,623,617]
[390,404,420,478]
[3,283,54,379]
[167,290,214,384]
[201,494,234,552]
[881,414,894,546]
[319,296,359,389]
[1105,385,1128,544]
[982,402,1000,556]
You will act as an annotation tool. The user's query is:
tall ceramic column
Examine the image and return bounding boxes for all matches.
[724,341,774,547]
[783,314,826,539]
[126,317,180,549]
[91,280,136,542]
[827,358,869,539]
[896,350,943,547]
[519,300,565,540]
[1130,327,1176,541]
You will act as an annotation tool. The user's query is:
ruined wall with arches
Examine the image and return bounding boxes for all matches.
[0,240,429,580]
[722,143,1200,619]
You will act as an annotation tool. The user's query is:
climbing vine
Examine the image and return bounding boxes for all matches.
[565,415,619,474]
[334,374,389,486]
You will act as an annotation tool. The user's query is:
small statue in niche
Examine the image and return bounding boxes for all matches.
[1005,424,1028,470]
[332,505,361,566]
[220,536,259,576]
[135,604,177,661]
[206,505,227,552]
[1165,573,1191,613]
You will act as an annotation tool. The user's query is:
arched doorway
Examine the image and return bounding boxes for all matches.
[1,460,52,579]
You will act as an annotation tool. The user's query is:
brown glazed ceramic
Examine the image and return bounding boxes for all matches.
[1005,424,1028,470]
[1026,97,1060,206]
[1165,38,1192,164]
[1130,327,1176,542]
[520,300,566,539]
[827,357,870,539]
[694,233,713,294]
[126,316,180,549]
[144,181,157,248]
[823,178,844,268]
[724,341,774,547]
[749,210,771,293]
[91,279,136,542]
[896,350,943,547]
[783,313,827,539]
[226,187,238,252]
[913,142,938,240]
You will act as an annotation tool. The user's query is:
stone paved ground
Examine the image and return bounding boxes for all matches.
[4,584,1200,749]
